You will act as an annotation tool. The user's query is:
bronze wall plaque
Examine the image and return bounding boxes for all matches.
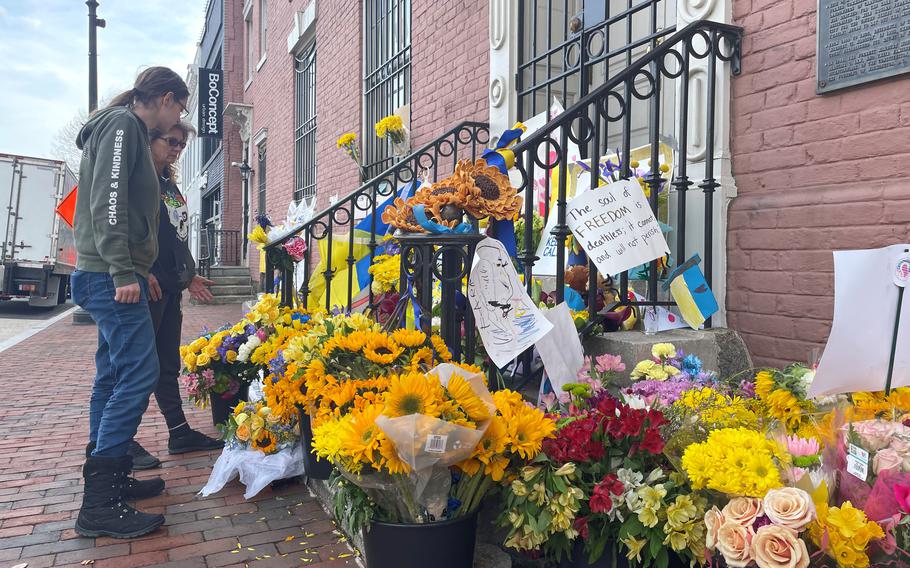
[816,0,910,94]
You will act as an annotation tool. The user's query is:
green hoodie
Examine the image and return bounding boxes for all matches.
[74,106,160,287]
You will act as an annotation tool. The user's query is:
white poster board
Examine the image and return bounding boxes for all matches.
[534,303,585,391]
[468,238,554,368]
[565,178,669,277]
[810,245,910,397]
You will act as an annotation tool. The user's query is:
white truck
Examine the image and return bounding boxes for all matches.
[0,153,77,307]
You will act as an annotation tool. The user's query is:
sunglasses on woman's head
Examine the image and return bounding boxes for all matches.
[159,136,187,149]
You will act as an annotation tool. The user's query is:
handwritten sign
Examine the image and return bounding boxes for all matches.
[468,238,553,368]
[565,179,669,277]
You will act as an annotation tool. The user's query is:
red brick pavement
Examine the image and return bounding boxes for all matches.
[0,298,355,568]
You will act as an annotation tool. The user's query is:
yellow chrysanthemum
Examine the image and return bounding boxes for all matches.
[446,374,491,423]
[651,343,676,360]
[336,132,356,148]
[383,372,443,418]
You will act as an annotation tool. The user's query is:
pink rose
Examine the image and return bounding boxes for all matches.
[722,497,765,527]
[705,506,725,551]
[874,448,904,475]
[763,488,816,531]
[852,420,897,452]
[751,525,809,568]
[894,484,910,514]
[889,436,910,454]
[716,521,755,568]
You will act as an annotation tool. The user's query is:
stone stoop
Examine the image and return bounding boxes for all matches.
[583,328,754,385]
[194,266,256,305]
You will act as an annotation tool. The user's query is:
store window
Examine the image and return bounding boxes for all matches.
[294,43,317,203]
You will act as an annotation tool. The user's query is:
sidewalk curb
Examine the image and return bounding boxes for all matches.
[0,305,78,353]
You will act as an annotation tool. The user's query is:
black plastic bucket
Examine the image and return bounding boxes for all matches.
[363,511,479,568]
[560,541,687,568]
[298,408,334,480]
[209,383,249,428]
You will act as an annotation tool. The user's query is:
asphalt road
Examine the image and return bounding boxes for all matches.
[0,300,78,352]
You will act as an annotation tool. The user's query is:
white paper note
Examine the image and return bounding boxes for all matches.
[565,178,669,277]
[468,238,554,368]
[534,303,585,392]
[810,244,910,397]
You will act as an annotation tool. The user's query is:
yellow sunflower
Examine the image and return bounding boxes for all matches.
[755,370,776,399]
[378,436,411,475]
[383,372,443,418]
[430,335,452,362]
[341,404,384,465]
[446,374,491,423]
[363,334,405,365]
[409,346,435,372]
[506,403,556,459]
[252,429,278,454]
[392,328,427,348]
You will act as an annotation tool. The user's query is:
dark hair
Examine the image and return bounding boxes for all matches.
[107,66,189,109]
[151,121,196,182]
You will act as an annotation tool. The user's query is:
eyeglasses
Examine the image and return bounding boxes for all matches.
[158,136,187,149]
[172,94,189,118]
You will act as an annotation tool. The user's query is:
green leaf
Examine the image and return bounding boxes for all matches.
[656,547,669,568]
[619,515,645,540]
[649,533,662,559]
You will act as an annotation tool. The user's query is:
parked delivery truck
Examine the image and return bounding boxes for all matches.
[0,153,76,307]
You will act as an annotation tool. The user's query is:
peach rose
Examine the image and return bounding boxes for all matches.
[890,436,910,454]
[705,506,725,551]
[751,525,809,568]
[763,487,816,531]
[874,448,904,475]
[716,521,755,568]
[722,497,764,527]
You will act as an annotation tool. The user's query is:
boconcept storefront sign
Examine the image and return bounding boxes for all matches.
[198,67,223,138]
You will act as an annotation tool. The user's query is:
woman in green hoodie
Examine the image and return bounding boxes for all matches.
[71,66,188,539]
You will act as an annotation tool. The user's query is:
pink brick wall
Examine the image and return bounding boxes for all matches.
[235,0,490,285]
[729,0,910,367]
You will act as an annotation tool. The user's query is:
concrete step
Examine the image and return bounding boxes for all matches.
[191,294,255,306]
[207,276,251,286]
[209,284,254,296]
[207,266,250,277]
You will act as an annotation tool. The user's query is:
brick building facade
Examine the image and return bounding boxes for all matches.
[727,0,910,366]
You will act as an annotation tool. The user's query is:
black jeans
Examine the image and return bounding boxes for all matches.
[148,291,188,432]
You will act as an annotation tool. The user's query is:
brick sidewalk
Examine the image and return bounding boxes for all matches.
[0,298,354,568]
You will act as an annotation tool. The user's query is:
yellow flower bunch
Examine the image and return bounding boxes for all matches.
[224,401,298,455]
[681,427,785,497]
[249,225,269,245]
[246,293,282,327]
[374,114,404,138]
[630,343,680,381]
[368,254,400,294]
[849,388,910,421]
[336,132,356,149]
[753,368,817,433]
[673,387,759,430]
[808,501,884,568]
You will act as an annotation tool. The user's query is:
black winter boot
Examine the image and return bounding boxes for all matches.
[75,455,165,539]
[85,443,165,501]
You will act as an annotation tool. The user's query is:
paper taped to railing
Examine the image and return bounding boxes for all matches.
[534,303,584,393]
[810,244,910,397]
[566,178,669,277]
[468,237,553,368]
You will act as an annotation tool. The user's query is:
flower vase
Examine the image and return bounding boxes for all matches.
[209,383,249,428]
[390,128,410,158]
[362,511,478,568]
[298,407,334,480]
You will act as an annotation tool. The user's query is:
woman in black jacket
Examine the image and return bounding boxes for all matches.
[129,121,222,469]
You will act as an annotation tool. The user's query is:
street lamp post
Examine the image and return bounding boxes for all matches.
[74,1,106,325]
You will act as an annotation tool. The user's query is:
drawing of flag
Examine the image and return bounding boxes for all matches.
[56,185,78,228]
[662,254,718,330]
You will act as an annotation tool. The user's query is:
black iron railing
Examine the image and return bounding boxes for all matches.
[263,121,490,308]
[198,226,243,277]
[511,19,742,328]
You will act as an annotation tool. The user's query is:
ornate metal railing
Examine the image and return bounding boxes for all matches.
[511,19,742,328]
[198,227,243,277]
[263,121,490,308]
